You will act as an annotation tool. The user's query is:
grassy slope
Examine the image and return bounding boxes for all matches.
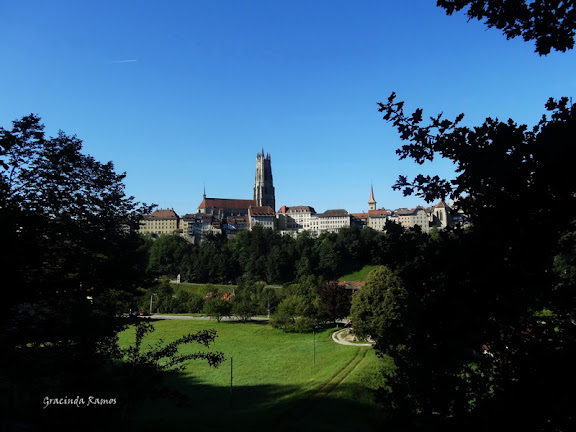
[172,282,235,296]
[119,320,390,431]
[339,265,378,282]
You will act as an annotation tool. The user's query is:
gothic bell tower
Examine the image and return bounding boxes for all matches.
[253,149,275,211]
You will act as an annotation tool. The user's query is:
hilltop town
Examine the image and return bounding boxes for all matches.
[140,150,467,243]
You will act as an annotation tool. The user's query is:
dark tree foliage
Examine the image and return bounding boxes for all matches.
[147,234,192,278]
[374,95,576,430]
[437,0,576,55]
[174,224,392,285]
[317,280,352,323]
[350,266,408,346]
[1,115,154,342]
[192,233,238,283]
[0,116,224,430]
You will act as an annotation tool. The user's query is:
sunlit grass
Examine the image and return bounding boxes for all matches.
[118,319,389,430]
[339,265,378,282]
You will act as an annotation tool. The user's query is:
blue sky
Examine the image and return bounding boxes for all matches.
[2,1,575,215]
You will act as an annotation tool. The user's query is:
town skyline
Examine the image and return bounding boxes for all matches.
[149,149,445,218]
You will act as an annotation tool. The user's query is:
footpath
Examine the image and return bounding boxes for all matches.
[332,328,373,346]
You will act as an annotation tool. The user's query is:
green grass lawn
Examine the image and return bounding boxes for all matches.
[118,319,391,431]
[339,265,378,282]
[172,282,236,297]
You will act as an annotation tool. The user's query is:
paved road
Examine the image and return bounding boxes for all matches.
[141,314,269,321]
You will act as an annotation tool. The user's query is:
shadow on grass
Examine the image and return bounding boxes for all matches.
[129,374,389,432]
[2,369,389,432]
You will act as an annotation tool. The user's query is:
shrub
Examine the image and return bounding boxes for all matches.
[294,316,316,333]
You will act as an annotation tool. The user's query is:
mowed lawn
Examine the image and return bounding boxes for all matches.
[118,319,391,431]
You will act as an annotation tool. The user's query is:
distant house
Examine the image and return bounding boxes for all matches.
[311,209,351,234]
[396,207,430,233]
[140,209,180,236]
[249,206,276,230]
[277,205,317,231]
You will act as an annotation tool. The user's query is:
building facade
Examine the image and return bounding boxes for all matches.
[140,209,181,236]
[311,209,351,234]
[249,206,276,229]
[277,205,317,231]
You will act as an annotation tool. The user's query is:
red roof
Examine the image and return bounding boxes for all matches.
[198,198,256,210]
[368,209,389,217]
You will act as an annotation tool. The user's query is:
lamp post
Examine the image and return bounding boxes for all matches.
[313,331,316,366]
[149,293,157,315]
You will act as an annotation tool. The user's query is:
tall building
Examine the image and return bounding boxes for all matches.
[253,150,275,211]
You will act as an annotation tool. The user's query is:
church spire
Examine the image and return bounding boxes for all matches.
[368,185,376,211]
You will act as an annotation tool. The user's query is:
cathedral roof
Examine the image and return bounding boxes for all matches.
[198,198,256,210]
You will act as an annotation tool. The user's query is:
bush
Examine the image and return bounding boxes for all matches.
[185,294,204,313]
[294,316,316,333]
[202,297,232,322]
[270,313,294,332]
[270,314,316,333]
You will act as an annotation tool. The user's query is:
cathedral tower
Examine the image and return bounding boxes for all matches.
[253,150,275,210]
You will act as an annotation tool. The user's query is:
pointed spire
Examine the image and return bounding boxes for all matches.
[368,184,377,211]
[368,184,376,204]
[203,184,206,200]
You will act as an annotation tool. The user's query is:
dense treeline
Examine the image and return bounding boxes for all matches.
[145,222,432,285]
[139,222,434,333]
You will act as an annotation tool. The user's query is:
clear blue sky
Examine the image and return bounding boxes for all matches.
[2,1,575,215]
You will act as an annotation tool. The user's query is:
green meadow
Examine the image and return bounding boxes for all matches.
[339,265,378,282]
[119,319,391,431]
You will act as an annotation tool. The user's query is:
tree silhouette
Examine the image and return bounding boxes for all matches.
[436,0,576,55]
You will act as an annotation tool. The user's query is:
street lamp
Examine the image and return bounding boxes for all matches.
[149,293,157,315]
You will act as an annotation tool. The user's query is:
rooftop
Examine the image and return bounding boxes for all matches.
[249,206,276,217]
[317,209,349,217]
[143,209,179,220]
[198,197,256,210]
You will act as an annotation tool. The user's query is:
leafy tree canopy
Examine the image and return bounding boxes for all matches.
[437,0,576,54]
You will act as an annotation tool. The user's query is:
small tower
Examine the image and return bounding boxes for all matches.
[368,185,376,211]
[253,150,275,211]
